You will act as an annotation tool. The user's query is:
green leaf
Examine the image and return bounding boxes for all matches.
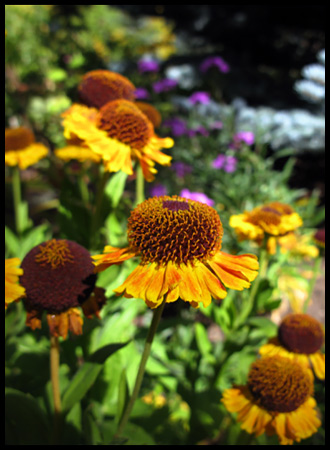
[105,170,128,208]
[62,342,128,413]
[5,388,51,445]
[116,368,130,426]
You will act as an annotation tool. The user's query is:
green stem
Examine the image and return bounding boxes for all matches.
[115,299,166,438]
[235,244,269,328]
[12,166,23,235]
[303,255,323,313]
[50,335,61,444]
[90,169,109,249]
[135,164,145,206]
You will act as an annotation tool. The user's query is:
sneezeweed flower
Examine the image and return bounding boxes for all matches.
[229,202,303,253]
[5,127,49,170]
[54,135,102,164]
[259,313,325,380]
[135,101,162,128]
[180,189,215,207]
[19,239,106,339]
[93,196,259,309]
[200,55,230,73]
[277,232,319,260]
[189,91,211,105]
[61,99,173,181]
[5,258,26,309]
[78,70,136,109]
[222,355,321,445]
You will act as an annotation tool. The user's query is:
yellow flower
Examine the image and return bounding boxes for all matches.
[93,196,259,309]
[19,239,106,339]
[5,258,26,309]
[5,127,48,169]
[61,100,173,181]
[221,355,321,445]
[278,232,319,260]
[259,313,325,380]
[229,202,303,253]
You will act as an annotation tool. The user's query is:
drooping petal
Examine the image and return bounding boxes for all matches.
[93,246,136,272]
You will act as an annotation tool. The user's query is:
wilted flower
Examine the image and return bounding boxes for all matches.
[19,239,106,339]
[222,355,321,445]
[93,196,258,309]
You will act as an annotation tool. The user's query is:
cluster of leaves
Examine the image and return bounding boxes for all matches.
[5,5,324,446]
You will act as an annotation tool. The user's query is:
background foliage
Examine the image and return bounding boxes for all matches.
[5,5,324,446]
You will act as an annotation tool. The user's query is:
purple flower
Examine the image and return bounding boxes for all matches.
[200,56,230,74]
[152,78,178,94]
[180,188,215,206]
[234,131,255,146]
[209,120,223,130]
[212,154,237,173]
[162,118,188,137]
[187,126,209,138]
[134,87,150,100]
[150,183,168,197]
[171,162,192,178]
[137,58,160,74]
[189,91,211,105]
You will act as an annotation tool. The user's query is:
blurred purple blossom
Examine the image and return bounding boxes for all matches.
[134,87,150,100]
[189,91,211,105]
[180,188,215,206]
[152,78,178,93]
[171,162,192,178]
[200,56,230,74]
[150,183,168,197]
[234,131,255,146]
[212,154,238,173]
[209,120,223,130]
[137,58,160,73]
[187,126,210,138]
[162,117,188,137]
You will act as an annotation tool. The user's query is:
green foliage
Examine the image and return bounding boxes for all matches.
[5,5,324,446]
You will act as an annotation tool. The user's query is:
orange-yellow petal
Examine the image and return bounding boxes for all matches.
[309,352,325,380]
[93,246,136,272]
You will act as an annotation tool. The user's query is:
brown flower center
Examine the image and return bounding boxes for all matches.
[127,195,223,266]
[248,356,313,413]
[278,313,324,354]
[97,99,153,150]
[20,239,96,313]
[5,127,35,151]
[78,70,136,109]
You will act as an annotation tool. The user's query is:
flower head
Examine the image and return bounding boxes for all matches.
[5,258,26,309]
[137,58,160,74]
[61,100,173,181]
[222,355,321,444]
[5,127,48,169]
[229,202,303,251]
[135,101,162,128]
[189,91,211,105]
[93,196,258,309]
[212,154,237,173]
[20,239,105,338]
[78,70,136,109]
[259,313,325,380]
